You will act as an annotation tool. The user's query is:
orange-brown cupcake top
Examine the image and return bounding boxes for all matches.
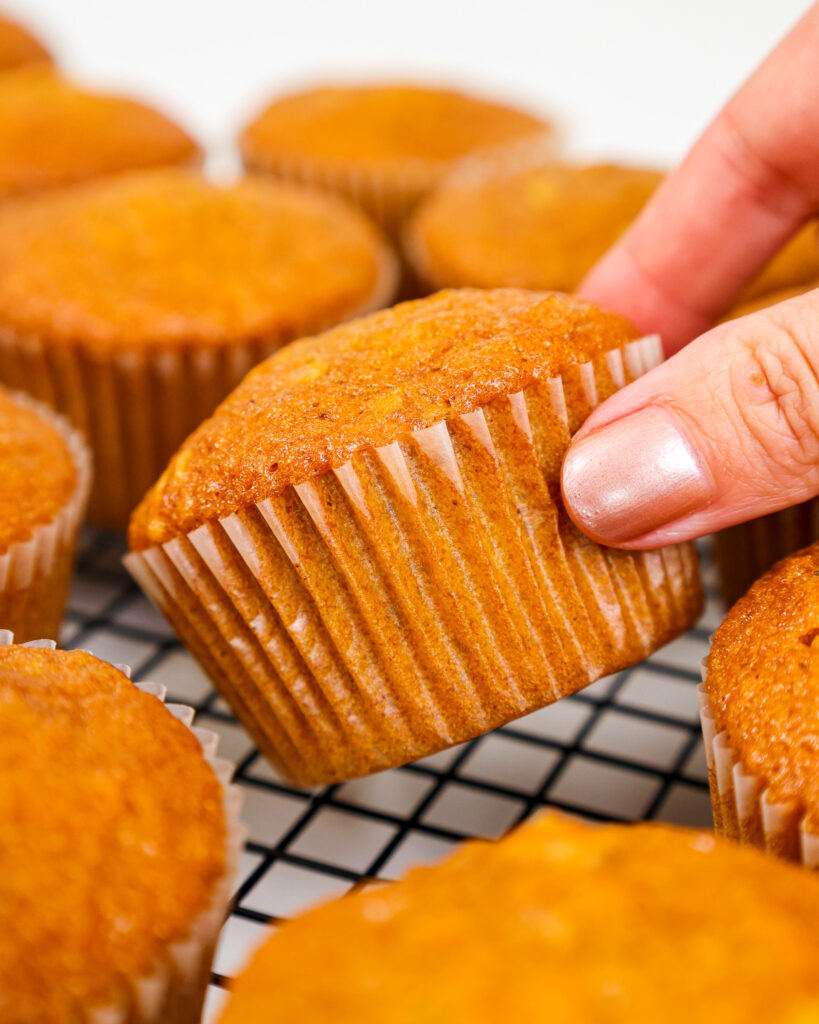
[0,66,197,198]
[408,163,664,291]
[0,644,226,1023]
[732,220,819,306]
[129,288,638,548]
[220,813,819,1024]
[241,83,549,169]
[0,168,394,349]
[0,386,77,554]
[706,544,819,829]
[0,13,50,72]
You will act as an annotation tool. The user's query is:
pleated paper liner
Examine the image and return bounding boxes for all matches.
[0,250,398,529]
[714,500,819,606]
[698,670,819,868]
[0,630,246,1024]
[0,390,91,642]
[126,333,702,787]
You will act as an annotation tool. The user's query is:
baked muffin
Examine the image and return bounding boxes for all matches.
[700,543,819,866]
[714,274,819,606]
[731,220,819,307]
[0,386,90,641]
[0,167,397,526]
[407,162,819,297]
[240,83,552,239]
[219,813,819,1023]
[0,636,243,1024]
[0,12,51,72]
[127,289,701,785]
[0,66,197,199]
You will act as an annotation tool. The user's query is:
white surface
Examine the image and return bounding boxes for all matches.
[4,0,813,169]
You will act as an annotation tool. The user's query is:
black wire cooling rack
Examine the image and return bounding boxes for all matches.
[61,529,722,1021]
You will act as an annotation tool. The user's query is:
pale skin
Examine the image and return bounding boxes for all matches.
[561,3,819,549]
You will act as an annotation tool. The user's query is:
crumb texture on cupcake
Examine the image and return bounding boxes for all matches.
[241,83,549,167]
[0,66,197,198]
[0,384,77,553]
[409,163,663,291]
[706,543,819,829]
[219,814,819,1023]
[130,288,638,547]
[0,645,226,1022]
[0,167,393,348]
[0,13,50,72]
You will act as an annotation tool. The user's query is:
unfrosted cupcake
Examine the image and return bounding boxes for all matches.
[0,167,397,526]
[127,289,701,785]
[0,385,90,641]
[219,813,819,1023]
[0,12,51,72]
[240,83,552,238]
[407,161,819,298]
[0,66,197,199]
[0,636,243,1024]
[700,543,819,866]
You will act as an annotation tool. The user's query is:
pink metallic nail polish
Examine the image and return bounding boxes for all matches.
[561,406,712,544]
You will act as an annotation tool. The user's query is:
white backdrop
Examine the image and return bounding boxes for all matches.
[3,0,813,169]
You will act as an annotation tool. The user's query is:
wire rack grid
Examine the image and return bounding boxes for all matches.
[60,529,723,1021]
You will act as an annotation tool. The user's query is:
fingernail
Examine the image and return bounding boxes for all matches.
[561,406,712,544]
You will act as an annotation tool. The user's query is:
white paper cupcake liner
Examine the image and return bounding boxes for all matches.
[0,630,247,1023]
[0,390,91,639]
[126,332,702,786]
[0,248,397,529]
[698,663,819,867]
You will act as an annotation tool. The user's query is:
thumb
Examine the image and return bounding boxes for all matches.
[561,289,819,547]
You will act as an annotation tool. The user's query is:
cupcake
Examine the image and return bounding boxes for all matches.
[0,167,397,527]
[219,813,819,1022]
[126,289,702,785]
[730,219,819,308]
[0,12,51,72]
[0,66,197,199]
[0,635,243,1023]
[239,83,552,239]
[407,161,819,298]
[0,385,90,641]
[700,543,819,866]
[714,273,819,606]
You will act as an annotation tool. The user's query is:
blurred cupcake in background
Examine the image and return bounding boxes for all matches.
[127,288,701,786]
[0,66,198,199]
[0,168,397,527]
[0,636,243,1023]
[0,385,90,642]
[0,11,51,72]
[239,82,553,243]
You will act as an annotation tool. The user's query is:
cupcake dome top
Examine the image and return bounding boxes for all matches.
[129,288,638,547]
[0,386,77,554]
[0,168,395,348]
[220,813,819,1023]
[0,14,50,72]
[0,66,197,199]
[706,544,819,828]
[408,163,663,291]
[241,83,549,167]
[0,644,226,1022]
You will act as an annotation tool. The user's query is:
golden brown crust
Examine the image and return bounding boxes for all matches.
[129,288,639,548]
[0,66,197,198]
[706,543,819,828]
[0,644,226,1022]
[0,168,394,349]
[0,385,76,553]
[0,14,50,71]
[220,814,819,1023]
[408,163,664,291]
[241,83,549,170]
